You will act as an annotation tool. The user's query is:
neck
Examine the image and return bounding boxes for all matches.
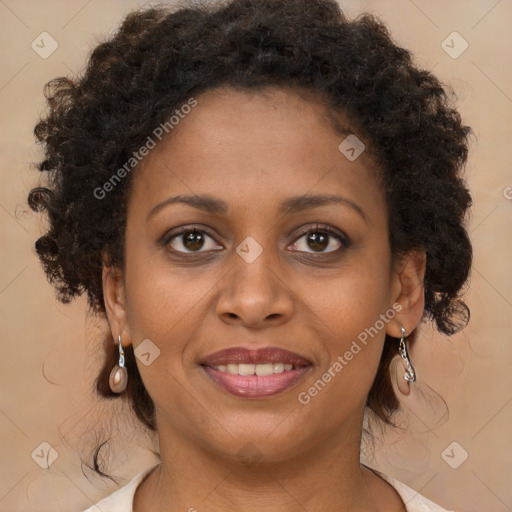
[133,411,405,512]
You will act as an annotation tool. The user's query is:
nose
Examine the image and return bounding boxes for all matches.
[215,248,294,329]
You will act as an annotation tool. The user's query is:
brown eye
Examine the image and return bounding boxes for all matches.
[182,231,205,251]
[306,232,329,252]
[288,225,348,254]
[166,229,222,253]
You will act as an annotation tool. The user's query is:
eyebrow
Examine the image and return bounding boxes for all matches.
[147,193,367,222]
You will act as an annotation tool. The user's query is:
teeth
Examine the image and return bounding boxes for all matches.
[213,362,296,375]
[227,364,238,374]
[256,363,274,376]
[238,363,255,375]
[273,363,284,373]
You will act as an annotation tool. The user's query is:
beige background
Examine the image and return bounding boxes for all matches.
[0,0,511,511]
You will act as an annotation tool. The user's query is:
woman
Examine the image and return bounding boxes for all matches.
[28,0,472,510]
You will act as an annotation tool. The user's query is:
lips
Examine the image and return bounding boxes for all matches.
[200,347,312,398]
[201,347,312,367]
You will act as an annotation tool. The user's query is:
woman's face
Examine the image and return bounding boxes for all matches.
[104,86,424,463]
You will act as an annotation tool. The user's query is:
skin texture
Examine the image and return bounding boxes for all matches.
[103,86,425,511]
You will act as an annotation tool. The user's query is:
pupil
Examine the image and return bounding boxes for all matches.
[308,232,327,251]
[184,231,204,251]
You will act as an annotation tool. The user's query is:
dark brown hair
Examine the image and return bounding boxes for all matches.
[28,0,472,473]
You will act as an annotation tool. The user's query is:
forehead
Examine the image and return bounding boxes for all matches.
[129,86,383,218]
[161,86,359,163]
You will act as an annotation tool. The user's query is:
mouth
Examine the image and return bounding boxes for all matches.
[200,347,312,398]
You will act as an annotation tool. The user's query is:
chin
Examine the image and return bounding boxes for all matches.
[195,416,320,466]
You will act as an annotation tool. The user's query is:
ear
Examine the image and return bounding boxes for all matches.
[102,264,131,346]
[386,249,426,338]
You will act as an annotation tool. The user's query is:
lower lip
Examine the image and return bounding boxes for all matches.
[202,366,311,398]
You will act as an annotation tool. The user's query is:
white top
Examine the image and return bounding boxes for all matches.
[83,464,453,512]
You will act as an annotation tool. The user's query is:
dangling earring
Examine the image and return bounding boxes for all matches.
[109,335,128,393]
[398,326,416,382]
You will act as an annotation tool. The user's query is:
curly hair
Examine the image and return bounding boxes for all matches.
[28,0,472,461]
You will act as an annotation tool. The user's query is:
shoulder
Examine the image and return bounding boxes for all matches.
[371,468,454,512]
[81,464,159,512]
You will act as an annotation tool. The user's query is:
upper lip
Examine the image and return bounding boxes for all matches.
[201,347,312,367]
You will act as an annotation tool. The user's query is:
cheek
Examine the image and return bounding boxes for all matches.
[321,281,389,367]
[318,258,392,337]
[123,233,200,333]
[309,256,393,391]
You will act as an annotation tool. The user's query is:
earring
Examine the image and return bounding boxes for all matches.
[398,326,416,383]
[109,335,128,393]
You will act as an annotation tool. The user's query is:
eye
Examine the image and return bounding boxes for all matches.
[162,224,349,256]
[164,227,223,253]
[288,225,348,254]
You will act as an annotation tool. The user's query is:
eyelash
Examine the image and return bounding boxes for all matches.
[162,223,350,257]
